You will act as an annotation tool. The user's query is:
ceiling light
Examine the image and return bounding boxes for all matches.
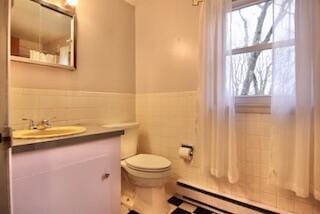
[66,0,77,7]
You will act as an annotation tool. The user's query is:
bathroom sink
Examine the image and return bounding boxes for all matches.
[13,126,87,139]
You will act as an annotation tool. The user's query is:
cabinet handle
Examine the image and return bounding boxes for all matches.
[102,173,110,181]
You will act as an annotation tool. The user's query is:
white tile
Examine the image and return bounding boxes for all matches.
[179,202,197,212]
[168,204,177,214]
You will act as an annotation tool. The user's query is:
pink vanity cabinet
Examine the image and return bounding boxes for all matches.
[12,135,121,214]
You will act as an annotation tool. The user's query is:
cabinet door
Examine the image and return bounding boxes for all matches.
[13,156,119,214]
[12,138,121,214]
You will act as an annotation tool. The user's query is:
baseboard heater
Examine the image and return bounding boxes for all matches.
[176,180,286,214]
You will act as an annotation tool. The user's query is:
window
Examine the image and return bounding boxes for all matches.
[231,0,274,97]
[231,0,295,98]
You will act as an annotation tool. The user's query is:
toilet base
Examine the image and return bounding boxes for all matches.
[133,186,169,214]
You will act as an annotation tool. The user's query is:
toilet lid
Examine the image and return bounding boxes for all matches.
[125,154,171,172]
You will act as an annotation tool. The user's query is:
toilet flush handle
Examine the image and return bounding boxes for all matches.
[102,173,110,181]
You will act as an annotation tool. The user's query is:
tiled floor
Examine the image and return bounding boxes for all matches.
[123,196,230,214]
[122,206,140,214]
[128,211,140,214]
[167,196,229,214]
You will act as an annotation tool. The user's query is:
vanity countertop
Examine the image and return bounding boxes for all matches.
[12,125,124,153]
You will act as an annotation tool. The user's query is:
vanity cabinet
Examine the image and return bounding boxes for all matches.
[12,137,121,214]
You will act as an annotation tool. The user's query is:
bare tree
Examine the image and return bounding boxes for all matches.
[236,0,291,96]
[232,54,247,95]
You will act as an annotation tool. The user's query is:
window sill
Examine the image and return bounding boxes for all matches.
[235,96,271,114]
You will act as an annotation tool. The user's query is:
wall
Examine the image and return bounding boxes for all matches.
[10,0,136,127]
[11,0,135,93]
[135,0,199,93]
[135,0,320,213]
[137,95,320,213]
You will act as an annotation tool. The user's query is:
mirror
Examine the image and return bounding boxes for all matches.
[11,0,76,70]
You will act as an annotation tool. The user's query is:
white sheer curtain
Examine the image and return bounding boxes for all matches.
[271,0,320,200]
[199,0,239,183]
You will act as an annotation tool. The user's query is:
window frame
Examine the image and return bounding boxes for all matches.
[232,0,273,113]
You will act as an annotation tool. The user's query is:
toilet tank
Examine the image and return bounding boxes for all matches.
[103,122,139,160]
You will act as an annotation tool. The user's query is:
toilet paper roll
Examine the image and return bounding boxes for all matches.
[179,147,192,161]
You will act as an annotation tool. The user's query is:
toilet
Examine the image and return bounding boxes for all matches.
[104,122,172,213]
[105,122,171,187]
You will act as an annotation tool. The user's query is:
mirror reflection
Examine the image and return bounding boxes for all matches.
[11,0,75,69]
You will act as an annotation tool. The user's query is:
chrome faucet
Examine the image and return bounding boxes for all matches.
[36,119,52,130]
[22,118,37,130]
[22,118,54,130]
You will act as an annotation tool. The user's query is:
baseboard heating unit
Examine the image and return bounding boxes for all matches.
[176,180,291,214]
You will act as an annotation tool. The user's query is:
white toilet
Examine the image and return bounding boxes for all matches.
[104,122,172,213]
[105,122,171,187]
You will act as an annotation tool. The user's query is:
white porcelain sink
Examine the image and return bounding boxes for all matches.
[13,126,87,139]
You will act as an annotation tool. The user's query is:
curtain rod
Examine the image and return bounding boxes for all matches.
[193,0,239,6]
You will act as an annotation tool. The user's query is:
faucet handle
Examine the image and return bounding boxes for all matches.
[37,117,56,130]
[47,117,56,124]
[22,118,36,130]
[41,119,51,126]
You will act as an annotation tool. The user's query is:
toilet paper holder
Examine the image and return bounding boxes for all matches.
[181,144,194,157]
[181,144,193,155]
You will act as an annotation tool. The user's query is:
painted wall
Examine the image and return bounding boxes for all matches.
[11,0,135,93]
[135,0,199,93]
[10,0,136,128]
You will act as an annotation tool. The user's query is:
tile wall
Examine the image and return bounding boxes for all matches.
[10,88,135,130]
[136,91,320,214]
[11,87,320,213]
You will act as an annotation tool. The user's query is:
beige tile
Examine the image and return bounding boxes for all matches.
[294,199,314,214]
[14,89,320,213]
[277,196,295,212]
[277,189,296,198]
[261,150,270,165]
[10,88,135,129]
[260,179,277,194]
[261,192,277,207]
[313,204,320,214]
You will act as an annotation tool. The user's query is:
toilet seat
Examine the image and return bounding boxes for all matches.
[125,154,171,172]
[121,154,172,185]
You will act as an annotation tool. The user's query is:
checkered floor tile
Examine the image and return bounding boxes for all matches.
[123,196,230,214]
[127,210,140,214]
[168,196,229,214]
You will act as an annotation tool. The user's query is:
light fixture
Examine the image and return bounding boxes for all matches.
[192,0,204,6]
[66,0,77,7]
